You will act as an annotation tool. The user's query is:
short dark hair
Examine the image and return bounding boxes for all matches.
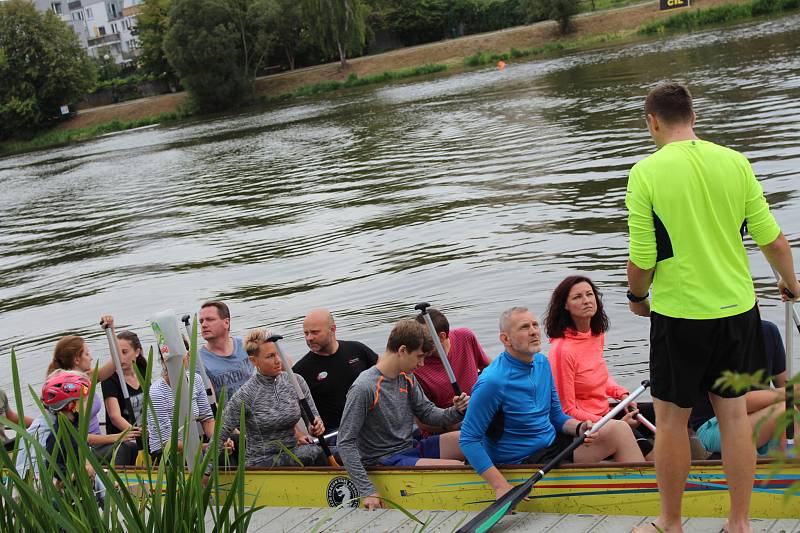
[544,275,609,338]
[386,320,427,353]
[201,300,230,320]
[414,308,449,337]
[645,82,693,125]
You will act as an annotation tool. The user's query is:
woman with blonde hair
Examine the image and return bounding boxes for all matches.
[212,328,325,468]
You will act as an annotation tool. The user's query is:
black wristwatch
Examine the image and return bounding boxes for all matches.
[626,290,649,303]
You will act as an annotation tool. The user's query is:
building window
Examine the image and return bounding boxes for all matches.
[86,7,93,19]
[51,2,62,14]
[98,25,106,36]
[122,18,131,30]
[72,10,83,20]
[111,22,119,33]
[110,3,117,17]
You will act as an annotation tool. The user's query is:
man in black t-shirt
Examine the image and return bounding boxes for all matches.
[293,309,378,433]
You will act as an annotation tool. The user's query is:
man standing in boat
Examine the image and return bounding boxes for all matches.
[625,82,799,533]
[459,307,644,499]
[293,308,379,436]
[337,319,469,510]
[199,300,254,401]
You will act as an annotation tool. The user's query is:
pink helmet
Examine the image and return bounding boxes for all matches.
[41,372,91,412]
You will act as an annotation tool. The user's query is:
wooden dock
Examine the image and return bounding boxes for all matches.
[216,507,800,532]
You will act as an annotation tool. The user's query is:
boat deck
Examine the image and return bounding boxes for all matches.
[213,507,800,532]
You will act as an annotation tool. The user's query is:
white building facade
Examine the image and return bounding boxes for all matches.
[33,0,142,66]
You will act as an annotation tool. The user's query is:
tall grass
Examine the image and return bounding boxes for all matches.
[0,336,259,531]
[0,109,191,157]
[463,32,623,66]
[288,64,449,98]
[638,0,800,34]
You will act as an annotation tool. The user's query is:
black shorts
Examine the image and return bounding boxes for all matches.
[524,432,575,465]
[650,304,765,408]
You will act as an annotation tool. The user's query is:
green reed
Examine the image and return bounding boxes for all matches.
[0,321,260,532]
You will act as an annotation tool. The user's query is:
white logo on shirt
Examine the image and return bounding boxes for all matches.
[317,371,328,381]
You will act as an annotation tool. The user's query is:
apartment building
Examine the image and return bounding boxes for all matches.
[33,0,142,66]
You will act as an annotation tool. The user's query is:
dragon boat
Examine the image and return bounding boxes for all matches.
[118,459,800,517]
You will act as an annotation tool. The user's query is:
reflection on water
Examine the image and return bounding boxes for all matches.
[2,15,799,404]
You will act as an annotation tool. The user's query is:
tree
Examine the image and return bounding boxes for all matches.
[163,0,278,111]
[0,0,95,139]
[136,0,178,82]
[519,0,579,33]
[274,0,305,70]
[302,0,368,68]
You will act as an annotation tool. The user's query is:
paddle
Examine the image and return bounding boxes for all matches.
[636,413,657,434]
[414,302,462,396]
[181,313,217,409]
[151,309,202,472]
[784,293,795,442]
[100,319,135,425]
[267,334,339,467]
[771,267,797,441]
[457,380,651,533]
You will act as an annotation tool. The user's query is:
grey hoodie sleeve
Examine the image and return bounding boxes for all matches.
[336,379,376,498]
[410,379,463,427]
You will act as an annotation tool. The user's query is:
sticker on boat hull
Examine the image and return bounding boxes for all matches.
[326,476,359,508]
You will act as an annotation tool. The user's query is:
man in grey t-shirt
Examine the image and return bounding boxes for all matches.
[198,301,254,402]
[337,320,469,510]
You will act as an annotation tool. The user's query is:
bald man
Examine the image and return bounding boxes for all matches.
[293,309,379,432]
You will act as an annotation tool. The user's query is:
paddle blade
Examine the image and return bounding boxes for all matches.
[457,478,536,533]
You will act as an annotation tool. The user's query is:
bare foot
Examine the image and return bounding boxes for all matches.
[632,521,682,533]
[721,520,753,533]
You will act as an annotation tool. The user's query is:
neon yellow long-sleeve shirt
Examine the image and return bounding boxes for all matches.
[626,139,780,319]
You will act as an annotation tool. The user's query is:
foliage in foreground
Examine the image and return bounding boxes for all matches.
[638,0,800,34]
[0,344,259,531]
[715,369,800,499]
[0,0,95,141]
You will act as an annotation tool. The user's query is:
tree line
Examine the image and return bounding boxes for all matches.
[0,0,580,140]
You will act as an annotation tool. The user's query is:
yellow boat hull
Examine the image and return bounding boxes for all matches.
[189,460,798,517]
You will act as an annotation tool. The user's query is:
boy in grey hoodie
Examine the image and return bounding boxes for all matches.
[337,320,469,510]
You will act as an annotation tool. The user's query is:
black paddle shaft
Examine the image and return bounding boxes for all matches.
[414,302,463,397]
[457,380,651,533]
[265,334,336,462]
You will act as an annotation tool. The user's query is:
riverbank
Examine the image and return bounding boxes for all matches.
[1,0,795,156]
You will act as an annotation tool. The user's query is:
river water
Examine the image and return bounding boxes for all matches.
[2,15,799,406]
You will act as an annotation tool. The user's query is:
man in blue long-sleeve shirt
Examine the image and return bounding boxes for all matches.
[460,306,645,499]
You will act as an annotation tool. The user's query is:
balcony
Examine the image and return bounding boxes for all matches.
[68,0,81,10]
[87,33,121,47]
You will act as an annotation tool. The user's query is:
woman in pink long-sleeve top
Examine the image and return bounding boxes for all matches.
[545,275,654,459]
